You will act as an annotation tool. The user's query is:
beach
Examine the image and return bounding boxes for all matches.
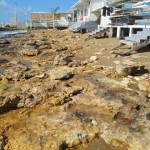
[0,29,150,150]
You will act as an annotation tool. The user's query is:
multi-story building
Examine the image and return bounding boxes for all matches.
[71,0,123,23]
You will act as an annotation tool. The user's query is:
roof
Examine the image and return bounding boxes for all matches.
[31,12,49,14]
[72,0,89,9]
[30,12,60,20]
[132,1,150,8]
[56,11,72,14]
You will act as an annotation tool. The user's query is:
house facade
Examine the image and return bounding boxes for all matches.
[26,12,57,28]
[26,12,72,28]
[57,12,73,27]
[72,0,103,22]
[71,0,120,23]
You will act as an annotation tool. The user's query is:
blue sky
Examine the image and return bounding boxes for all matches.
[0,0,77,23]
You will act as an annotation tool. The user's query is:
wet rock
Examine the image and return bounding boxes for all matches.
[54,55,72,66]
[0,58,9,64]
[4,60,22,67]
[48,67,72,80]
[0,40,10,44]
[1,50,18,56]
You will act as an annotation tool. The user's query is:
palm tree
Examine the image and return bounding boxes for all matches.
[51,7,60,28]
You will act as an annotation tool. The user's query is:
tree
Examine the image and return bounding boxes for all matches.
[51,7,60,28]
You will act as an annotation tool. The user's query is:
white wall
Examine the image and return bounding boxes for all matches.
[60,14,69,26]
[26,22,47,28]
[90,11,100,21]
[90,0,104,12]
[72,0,107,22]
[101,16,111,26]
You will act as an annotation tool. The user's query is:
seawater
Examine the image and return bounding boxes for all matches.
[0,30,27,38]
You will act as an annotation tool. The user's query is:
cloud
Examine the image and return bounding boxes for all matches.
[0,0,7,7]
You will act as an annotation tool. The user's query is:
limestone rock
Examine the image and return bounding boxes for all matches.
[0,58,8,64]
[20,45,39,56]
[138,79,150,92]
[36,40,49,47]
[101,122,150,150]
[54,55,72,66]
[100,48,107,51]
[54,45,68,52]
[2,88,41,111]
[26,40,37,46]
[39,45,50,50]
[1,28,150,150]
[3,107,99,150]
[48,67,72,80]
[0,135,5,150]
[2,64,28,81]
[20,48,39,56]
[115,59,144,76]
[73,74,147,113]
[0,40,10,44]
[0,94,20,113]
[63,86,84,97]
[90,56,98,62]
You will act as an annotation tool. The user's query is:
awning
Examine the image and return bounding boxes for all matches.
[91,7,101,12]
[132,1,150,8]
[72,0,89,9]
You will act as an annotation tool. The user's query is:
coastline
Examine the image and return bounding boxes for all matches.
[0,30,27,38]
[0,29,149,150]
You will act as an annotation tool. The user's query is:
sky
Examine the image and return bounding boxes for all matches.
[0,0,77,23]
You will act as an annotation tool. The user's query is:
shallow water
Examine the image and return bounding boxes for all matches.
[0,30,27,35]
[0,30,27,39]
[0,66,5,73]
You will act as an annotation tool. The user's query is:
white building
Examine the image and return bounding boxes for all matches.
[57,12,73,27]
[26,12,72,28]
[71,0,120,23]
[72,0,103,22]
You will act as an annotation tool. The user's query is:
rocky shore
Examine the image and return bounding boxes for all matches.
[0,29,150,150]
